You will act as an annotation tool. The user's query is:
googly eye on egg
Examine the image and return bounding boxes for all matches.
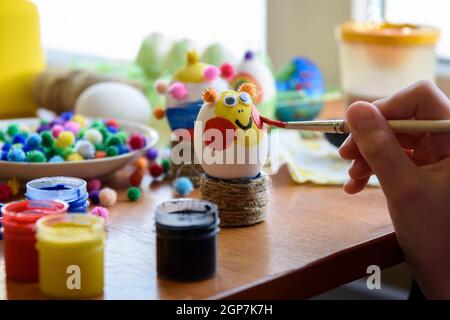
[223,94,237,107]
[239,92,252,105]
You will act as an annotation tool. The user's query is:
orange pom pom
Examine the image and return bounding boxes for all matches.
[153,107,166,120]
[95,151,107,159]
[238,82,258,100]
[202,88,218,104]
[129,170,144,186]
[135,157,148,171]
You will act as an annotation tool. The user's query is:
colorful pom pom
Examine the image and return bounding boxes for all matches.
[26,133,42,149]
[95,151,107,159]
[67,152,84,161]
[71,115,86,127]
[146,147,158,161]
[127,187,141,202]
[106,135,122,147]
[7,124,20,137]
[174,177,194,196]
[106,146,119,157]
[52,125,64,138]
[106,119,119,129]
[168,82,189,101]
[89,190,100,205]
[85,129,103,145]
[129,170,144,187]
[149,162,163,178]
[0,183,13,201]
[154,80,168,95]
[91,206,109,222]
[220,63,235,80]
[204,65,220,82]
[12,134,26,145]
[56,131,75,149]
[41,131,54,147]
[128,134,146,150]
[75,140,95,159]
[26,150,47,162]
[87,178,102,192]
[153,108,165,120]
[99,187,117,207]
[64,121,81,134]
[49,155,64,162]
[7,148,26,162]
[161,158,171,173]
[135,157,148,171]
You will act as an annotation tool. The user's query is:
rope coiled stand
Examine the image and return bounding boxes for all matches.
[200,173,271,227]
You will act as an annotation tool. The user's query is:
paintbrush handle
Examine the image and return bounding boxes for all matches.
[283,120,450,134]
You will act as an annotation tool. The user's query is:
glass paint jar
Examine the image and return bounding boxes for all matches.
[36,214,105,299]
[1,200,68,282]
[155,198,220,281]
[26,176,89,212]
[336,22,440,105]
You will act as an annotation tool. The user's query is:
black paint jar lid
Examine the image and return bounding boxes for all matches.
[155,199,220,238]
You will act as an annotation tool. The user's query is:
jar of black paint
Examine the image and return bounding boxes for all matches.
[155,198,220,281]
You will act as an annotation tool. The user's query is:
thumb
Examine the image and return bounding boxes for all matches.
[346,101,418,194]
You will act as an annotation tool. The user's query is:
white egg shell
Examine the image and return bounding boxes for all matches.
[75,82,151,125]
[236,59,276,103]
[194,103,268,180]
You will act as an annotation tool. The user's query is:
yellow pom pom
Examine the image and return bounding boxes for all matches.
[7,177,21,196]
[72,115,87,127]
[67,152,84,161]
[56,131,75,148]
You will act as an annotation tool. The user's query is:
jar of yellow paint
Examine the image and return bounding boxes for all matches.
[0,0,45,118]
[36,214,105,299]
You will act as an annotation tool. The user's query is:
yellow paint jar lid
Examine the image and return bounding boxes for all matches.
[337,22,440,46]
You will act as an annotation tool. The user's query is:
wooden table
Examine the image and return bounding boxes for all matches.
[0,101,404,299]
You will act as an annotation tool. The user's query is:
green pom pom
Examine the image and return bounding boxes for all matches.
[91,120,105,129]
[7,124,20,137]
[95,143,105,151]
[106,135,123,147]
[162,158,170,173]
[26,150,47,162]
[0,130,5,142]
[115,131,129,144]
[42,146,56,159]
[78,128,87,139]
[127,187,141,201]
[100,127,111,141]
[106,146,119,157]
[21,131,29,138]
[41,131,54,147]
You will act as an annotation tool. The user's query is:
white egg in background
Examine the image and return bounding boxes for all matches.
[75,82,151,125]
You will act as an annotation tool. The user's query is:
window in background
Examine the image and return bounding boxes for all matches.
[385,0,450,61]
[32,0,267,60]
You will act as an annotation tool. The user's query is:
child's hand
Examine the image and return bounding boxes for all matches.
[338,80,450,299]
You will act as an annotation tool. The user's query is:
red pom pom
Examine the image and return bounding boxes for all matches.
[128,134,147,150]
[220,63,235,80]
[87,178,102,192]
[106,119,119,129]
[149,162,163,178]
[95,151,107,159]
[129,170,144,186]
[0,183,13,201]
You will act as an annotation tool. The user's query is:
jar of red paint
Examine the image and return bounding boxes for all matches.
[1,200,68,282]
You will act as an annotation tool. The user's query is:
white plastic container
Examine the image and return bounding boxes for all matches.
[336,22,440,105]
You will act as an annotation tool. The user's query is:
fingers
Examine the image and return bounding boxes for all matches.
[373,80,450,120]
[345,101,419,196]
[348,158,372,180]
[343,177,370,194]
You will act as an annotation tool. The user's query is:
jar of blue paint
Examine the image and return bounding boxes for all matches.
[26,177,89,213]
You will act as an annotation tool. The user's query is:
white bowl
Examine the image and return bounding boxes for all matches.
[0,118,159,181]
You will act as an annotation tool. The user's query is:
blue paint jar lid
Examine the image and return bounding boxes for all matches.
[26,176,87,204]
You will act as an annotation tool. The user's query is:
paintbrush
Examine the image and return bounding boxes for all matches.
[267,119,450,134]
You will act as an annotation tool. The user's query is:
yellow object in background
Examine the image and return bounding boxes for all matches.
[0,0,45,119]
[37,214,105,299]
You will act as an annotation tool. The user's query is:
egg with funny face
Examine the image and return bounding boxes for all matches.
[194,83,269,180]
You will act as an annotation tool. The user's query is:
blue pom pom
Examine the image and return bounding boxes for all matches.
[7,148,26,162]
[1,150,8,161]
[118,145,130,154]
[12,134,26,145]
[2,143,11,152]
[26,133,42,149]
[49,155,64,163]
[107,126,119,134]
[174,177,194,196]
[60,111,74,121]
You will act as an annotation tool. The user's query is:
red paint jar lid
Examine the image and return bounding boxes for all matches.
[1,200,69,224]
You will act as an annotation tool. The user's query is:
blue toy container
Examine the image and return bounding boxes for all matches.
[166,100,203,131]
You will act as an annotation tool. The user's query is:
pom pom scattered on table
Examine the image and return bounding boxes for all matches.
[173,177,194,196]
[87,178,102,192]
[91,206,109,222]
[99,187,117,207]
[135,157,149,172]
[149,162,164,178]
[146,147,158,161]
[127,187,142,202]
[89,190,100,205]
[129,170,144,187]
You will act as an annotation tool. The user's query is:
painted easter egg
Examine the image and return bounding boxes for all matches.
[75,82,151,125]
[230,51,276,119]
[136,33,171,79]
[194,83,268,180]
